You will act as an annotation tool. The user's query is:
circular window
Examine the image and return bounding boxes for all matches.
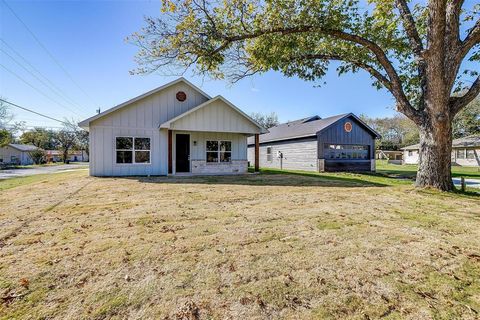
[344,122,353,132]
[176,91,187,102]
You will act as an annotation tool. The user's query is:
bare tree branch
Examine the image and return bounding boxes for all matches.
[450,75,480,115]
[296,53,392,91]
[459,18,480,60]
[395,0,423,55]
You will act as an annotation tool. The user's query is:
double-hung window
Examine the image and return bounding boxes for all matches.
[466,149,475,160]
[456,149,465,159]
[116,137,150,164]
[206,140,231,163]
[266,147,273,162]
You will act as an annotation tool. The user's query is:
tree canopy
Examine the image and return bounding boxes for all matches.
[129,0,480,190]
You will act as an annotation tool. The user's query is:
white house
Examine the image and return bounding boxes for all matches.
[79,78,267,176]
[0,144,40,165]
[403,135,480,166]
[45,150,89,163]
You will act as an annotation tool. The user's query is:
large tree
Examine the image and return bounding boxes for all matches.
[129,0,480,191]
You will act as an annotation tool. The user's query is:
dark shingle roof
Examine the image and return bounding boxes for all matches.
[8,144,40,152]
[247,113,379,144]
[402,134,480,150]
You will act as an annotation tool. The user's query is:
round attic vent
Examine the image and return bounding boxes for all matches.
[344,122,352,132]
[176,91,187,102]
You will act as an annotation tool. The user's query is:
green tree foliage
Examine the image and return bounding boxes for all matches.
[250,112,280,129]
[28,149,47,165]
[20,128,59,150]
[0,129,11,147]
[129,0,480,191]
[361,114,419,150]
[452,97,480,138]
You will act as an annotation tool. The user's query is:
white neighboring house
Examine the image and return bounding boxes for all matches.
[0,144,40,165]
[79,78,267,176]
[403,135,480,166]
[46,150,89,162]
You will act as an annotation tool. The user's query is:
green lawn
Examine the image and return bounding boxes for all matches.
[376,160,480,179]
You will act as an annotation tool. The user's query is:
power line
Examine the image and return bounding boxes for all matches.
[0,98,69,125]
[0,63,83,116]
[0,46,87,116]
[1,0,99,108]
[0,38,87,114]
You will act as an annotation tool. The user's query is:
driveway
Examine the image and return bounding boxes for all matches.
[452,177,480,189]
[0,164,88,180]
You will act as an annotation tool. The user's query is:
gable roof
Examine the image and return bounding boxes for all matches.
[160,95,268,134]
[403,134,480,150]
[248,113,380,144]
[78,78,211,128]
[7,144,40,152]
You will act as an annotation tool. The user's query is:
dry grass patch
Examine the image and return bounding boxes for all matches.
[0,171,479,319]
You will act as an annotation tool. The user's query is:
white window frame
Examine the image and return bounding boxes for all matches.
[266,146,273,162]
[456,148,466,159]
[115,136,151,165]
[206,140,232,163]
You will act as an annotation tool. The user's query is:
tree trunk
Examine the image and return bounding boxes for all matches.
[415,113,454,191]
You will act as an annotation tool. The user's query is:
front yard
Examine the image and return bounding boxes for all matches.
[1,170,479,319]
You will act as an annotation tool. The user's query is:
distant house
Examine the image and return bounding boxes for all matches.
[247,113,381,172]
[46,150,89,163]
[402,135,480,166]
[376,150,403,164]
[0,143,40,165]
[79,78,266,176]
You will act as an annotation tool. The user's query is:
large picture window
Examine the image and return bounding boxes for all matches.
[324,144,369,160]
[206,140,231,163]
[116,137,150,164]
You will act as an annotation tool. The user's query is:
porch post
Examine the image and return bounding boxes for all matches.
[254,133,260,172]
[168,130,173,174]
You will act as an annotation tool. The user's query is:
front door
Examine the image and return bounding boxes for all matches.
[175,134,190,172]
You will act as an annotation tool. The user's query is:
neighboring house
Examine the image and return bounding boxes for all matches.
[376,150,403,164]
[79,78,266,176]
[247,114,381,172]
[403,135,480,166]
[46,150,89,162]
[0,144,40,165]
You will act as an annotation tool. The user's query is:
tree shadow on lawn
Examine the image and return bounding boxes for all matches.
[116,170,388,188]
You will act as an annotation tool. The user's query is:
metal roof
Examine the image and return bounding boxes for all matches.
[8,144,40,152]
[402,134,480,150]
[247,113,380,144]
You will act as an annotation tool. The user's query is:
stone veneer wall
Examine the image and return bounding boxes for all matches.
[191,160,248,174]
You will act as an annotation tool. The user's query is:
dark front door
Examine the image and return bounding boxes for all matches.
[175,134,190,172]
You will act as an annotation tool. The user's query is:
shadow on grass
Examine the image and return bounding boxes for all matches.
[114,168,388,188]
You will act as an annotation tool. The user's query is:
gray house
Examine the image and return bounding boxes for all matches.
[247,113,380,172]
[79,78,267,176]
[403,134,480,167]
[0,144,40,165]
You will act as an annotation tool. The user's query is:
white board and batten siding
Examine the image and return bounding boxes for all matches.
[167,97,260,134]
[248,138,319,171]
[88,81,208,176]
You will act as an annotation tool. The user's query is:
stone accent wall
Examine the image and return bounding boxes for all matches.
[191,160,248,174]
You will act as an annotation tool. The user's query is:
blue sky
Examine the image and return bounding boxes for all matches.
[0,1,428,129]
